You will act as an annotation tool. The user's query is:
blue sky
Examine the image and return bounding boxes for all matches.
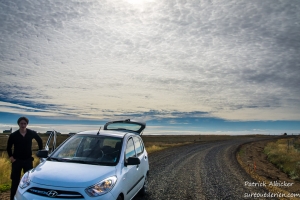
[1,0,300,135]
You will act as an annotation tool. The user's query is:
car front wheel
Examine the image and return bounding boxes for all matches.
[116,194,123,200]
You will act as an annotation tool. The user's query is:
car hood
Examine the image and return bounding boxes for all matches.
[30,161,117,188]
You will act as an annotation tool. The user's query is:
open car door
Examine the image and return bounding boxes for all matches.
[104,119,146,135]
[37,130,58,161]
[45,130,57,153]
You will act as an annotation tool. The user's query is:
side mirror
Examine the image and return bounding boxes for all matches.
[125,157,140,166]
[36,150,49,158]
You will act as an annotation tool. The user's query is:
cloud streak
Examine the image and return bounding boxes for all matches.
[0,0,300,123]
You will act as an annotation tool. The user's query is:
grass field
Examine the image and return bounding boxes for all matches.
[0,133,272,192]
[264,137,300,180]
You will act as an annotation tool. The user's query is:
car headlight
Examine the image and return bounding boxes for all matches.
[19,171,31,189]
[85,176,117,197]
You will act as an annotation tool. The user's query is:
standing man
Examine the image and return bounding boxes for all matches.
[6,116,43,200]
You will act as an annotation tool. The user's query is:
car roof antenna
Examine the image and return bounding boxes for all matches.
[97,126,102,135]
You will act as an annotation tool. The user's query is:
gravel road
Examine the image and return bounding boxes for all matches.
[134,138,271,200]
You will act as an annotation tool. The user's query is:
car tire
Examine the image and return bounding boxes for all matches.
[138,173,148,196]
[116,194,123,200]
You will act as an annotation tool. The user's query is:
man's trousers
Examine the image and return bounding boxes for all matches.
[10,158,33,200]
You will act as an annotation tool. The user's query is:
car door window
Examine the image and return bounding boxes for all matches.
[125,138,136,159]
[133,136,143,156]
[139,137,145,152]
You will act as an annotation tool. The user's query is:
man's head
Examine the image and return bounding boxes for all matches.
[17,116,29,129]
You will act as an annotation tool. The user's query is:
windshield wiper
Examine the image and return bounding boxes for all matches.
[47,157,63,162]
[47,158,106,165]
[66,159,102,165]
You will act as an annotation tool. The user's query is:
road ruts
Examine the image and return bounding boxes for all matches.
[134,139,273,200]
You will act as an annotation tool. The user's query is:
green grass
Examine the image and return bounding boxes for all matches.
[0,152,11,191]
[0,184,10,193]
[264,138,300,180]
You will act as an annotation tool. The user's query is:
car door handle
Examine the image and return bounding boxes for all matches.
[144,156,147,159]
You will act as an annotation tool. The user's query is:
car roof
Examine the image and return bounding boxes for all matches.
[76,130,133,138]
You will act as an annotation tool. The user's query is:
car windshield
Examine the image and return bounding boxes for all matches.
[49,135,123,166]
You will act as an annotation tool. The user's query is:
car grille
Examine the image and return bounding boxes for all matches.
[27,187,84,199]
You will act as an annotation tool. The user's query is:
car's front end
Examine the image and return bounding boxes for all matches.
[16,181,118,200]
[15,161,120,200]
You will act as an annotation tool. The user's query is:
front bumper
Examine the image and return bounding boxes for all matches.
[15,184,116,200]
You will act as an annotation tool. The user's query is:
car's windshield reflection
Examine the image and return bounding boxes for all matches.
[48,135,122,166]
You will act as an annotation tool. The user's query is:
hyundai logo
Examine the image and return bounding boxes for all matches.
[47,190,58,197]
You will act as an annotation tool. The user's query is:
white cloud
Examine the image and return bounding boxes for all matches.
[0,0,299,121]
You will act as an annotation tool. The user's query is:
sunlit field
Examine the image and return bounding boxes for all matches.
[0,151,11,192]
[264,138,300,180]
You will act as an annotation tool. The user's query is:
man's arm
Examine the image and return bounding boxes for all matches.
[33,132,43,150]
[6,134,13,157]
[6,134,16,162]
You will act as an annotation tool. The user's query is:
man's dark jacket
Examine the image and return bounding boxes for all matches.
[7,129,43,160]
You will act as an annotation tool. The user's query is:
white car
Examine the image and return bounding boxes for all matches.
[15,119,149,200]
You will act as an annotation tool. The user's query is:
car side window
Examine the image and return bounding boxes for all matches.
[139,137,145,153]
[125,138,136,159]
[133,136,143,156]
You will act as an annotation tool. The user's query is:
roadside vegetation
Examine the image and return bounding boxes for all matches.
[0,152,10,192]
[264,137,300,180]
[236,137,300,199]
[145,142,192,153]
